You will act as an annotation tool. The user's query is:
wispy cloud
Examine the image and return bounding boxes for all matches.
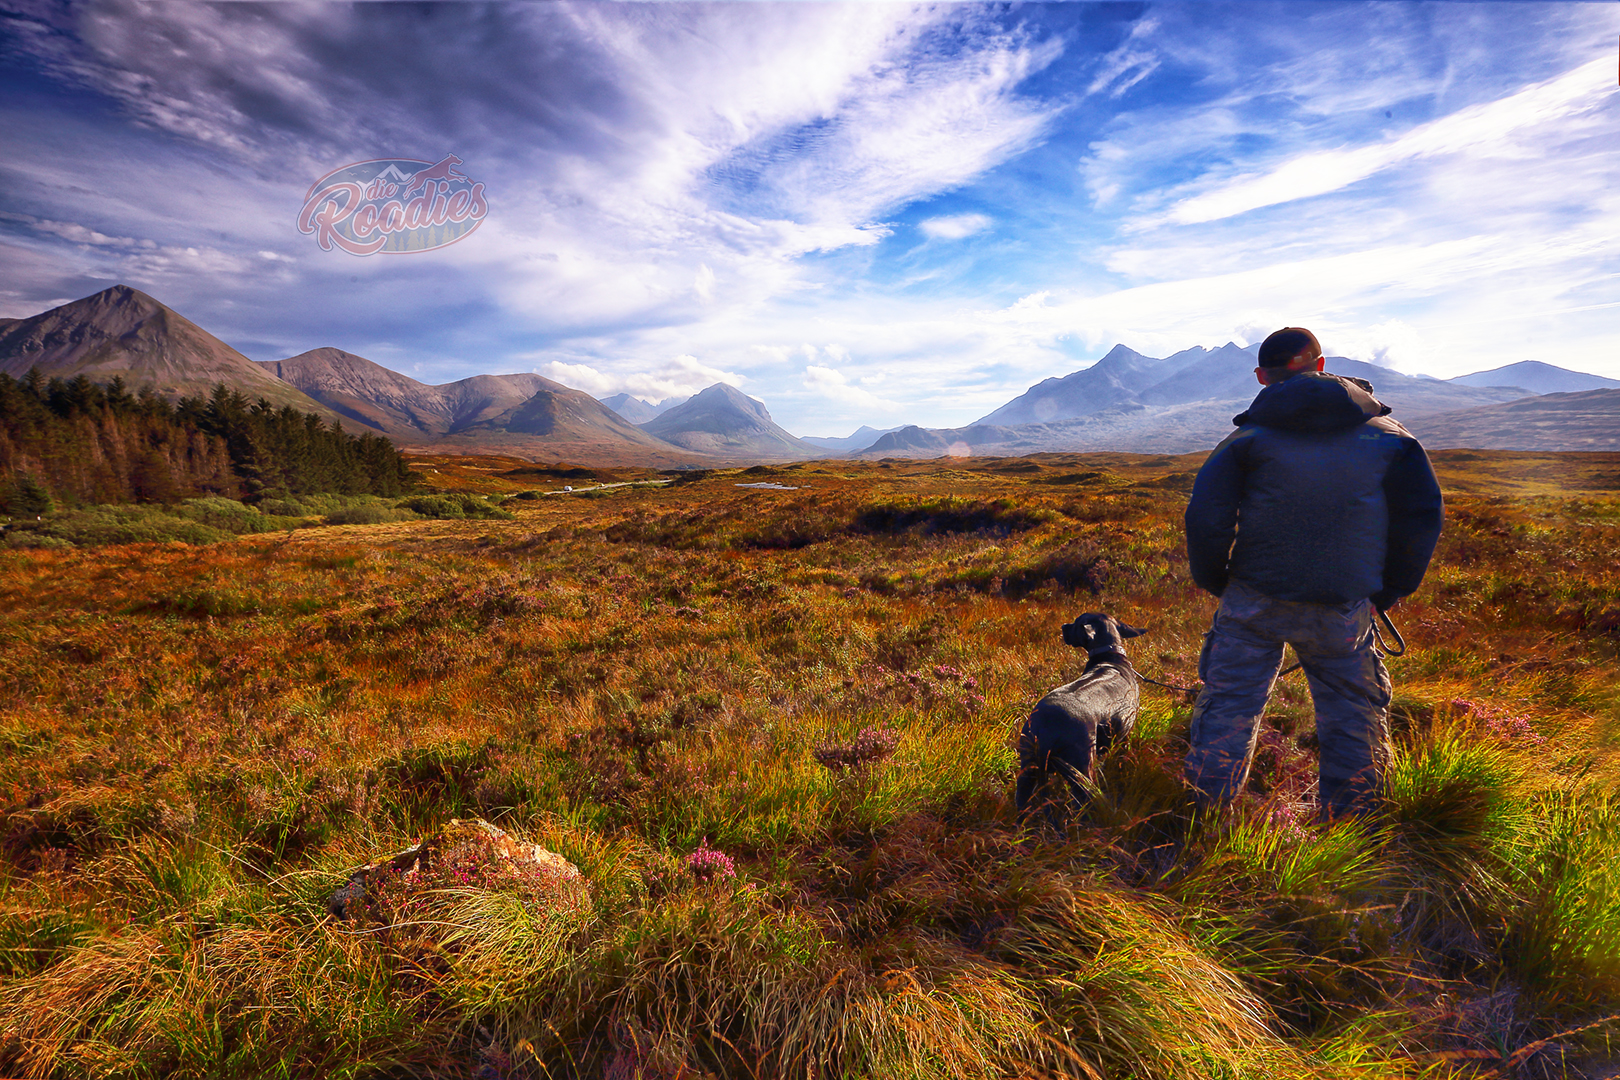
[1158,56,1614,227]
[1085,17,1158,98]
[920,213,992,240]
[537,354,743,402]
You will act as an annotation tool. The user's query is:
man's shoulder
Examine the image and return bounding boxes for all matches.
[1211,425,1260,453]
[1363,414,1419,441]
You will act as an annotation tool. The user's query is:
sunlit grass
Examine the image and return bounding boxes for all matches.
[1,454,1618,1076]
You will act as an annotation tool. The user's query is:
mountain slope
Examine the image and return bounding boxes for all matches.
[257,350,559,438]
[860,398,1243,458]
[0,285,339,418]
[259,347,691,461]
[640,383,819,460]
[1449,360,1620,395]
[258,348,456,435]
[468,383,672,445]
[1136,343,1263,405]
[434,374,557,432]
[1405,389,1620,451]
[976,345,1165,425]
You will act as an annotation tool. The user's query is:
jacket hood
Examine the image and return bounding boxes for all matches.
[1233,372,1391,432]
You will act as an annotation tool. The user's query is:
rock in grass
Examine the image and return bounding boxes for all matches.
[327,818,580,919]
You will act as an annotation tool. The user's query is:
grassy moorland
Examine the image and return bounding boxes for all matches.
[0,450,1617,1080]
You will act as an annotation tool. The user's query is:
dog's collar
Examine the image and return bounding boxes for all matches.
[1086,646,1132,665]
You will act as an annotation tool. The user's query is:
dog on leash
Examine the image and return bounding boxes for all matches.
[1016,613,1145,824]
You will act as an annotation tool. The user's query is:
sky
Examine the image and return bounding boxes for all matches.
[1,1,1617,435]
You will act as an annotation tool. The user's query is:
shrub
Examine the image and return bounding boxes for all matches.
[325,504,420,526]
[2,530,71,550]
[259,493,388,517]
[170,496,306,534]
[395,494,514,520]
[2,506,233,547]
[853,496,1054,537]
[813,726,900,774]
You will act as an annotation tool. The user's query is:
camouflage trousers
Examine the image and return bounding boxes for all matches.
[1183,578,1392,818]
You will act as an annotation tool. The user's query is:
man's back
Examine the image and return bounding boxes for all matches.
[1185,371,1442,608]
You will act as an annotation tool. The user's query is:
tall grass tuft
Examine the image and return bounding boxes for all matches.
[1382,717,1532,954]
[1501,789,1620,1009]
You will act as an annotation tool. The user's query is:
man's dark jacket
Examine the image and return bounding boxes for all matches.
[1184,372,1443,609]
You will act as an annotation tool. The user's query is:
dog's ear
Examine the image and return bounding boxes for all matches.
[1116,621,1146,639]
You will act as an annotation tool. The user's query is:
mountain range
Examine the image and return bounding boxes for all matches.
[0,287,810,465]
[4,285,1619,463]
[858,344,1620,457]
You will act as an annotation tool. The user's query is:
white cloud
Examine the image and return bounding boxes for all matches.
[804,363,898,410]
[537,353,743,402]
[28,218,140,247]
[1159,56,1613,227]
[919,213,991,240]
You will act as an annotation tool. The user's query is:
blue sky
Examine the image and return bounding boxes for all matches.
[2,1,1616,434]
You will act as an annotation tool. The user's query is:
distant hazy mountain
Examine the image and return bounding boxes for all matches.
[976,342,1528,428]
[801,425,904,453]
[871,346,1547,459]
[0,285,339,419]
[600,392,689,424]
[861,398,1244,458]
[258,349,557,438]
[1405,389,1620,451]
[639,383,819,460]
[1318,358,1529,418]
[1449,361,1620,395]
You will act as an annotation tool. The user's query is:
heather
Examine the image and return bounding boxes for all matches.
[0,451,1617,1078]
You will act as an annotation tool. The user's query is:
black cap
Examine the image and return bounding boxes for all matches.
[1257,327,1321,368]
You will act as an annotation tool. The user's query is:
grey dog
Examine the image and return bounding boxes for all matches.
[1016,613,1145,823]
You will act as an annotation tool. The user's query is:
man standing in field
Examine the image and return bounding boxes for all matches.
[1182,327,1444,818]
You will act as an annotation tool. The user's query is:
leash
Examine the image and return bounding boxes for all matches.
[1133,671,1200,695]
[1134,610,1407,696]
[1373,609,1406,656]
